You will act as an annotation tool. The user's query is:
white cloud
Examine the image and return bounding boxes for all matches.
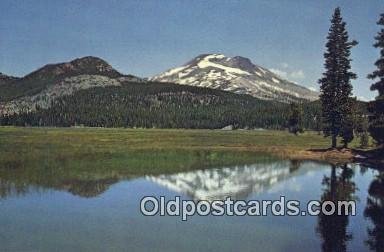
[290,70,305,80]
[281,62,289,69]
[270,68,305,81]
[308,86,317,92]
[270,68,288,79]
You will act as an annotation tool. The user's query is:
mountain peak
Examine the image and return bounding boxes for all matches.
[186,53,225,65]
[195,53,225,59]
[70,56,110,67]
[227,56,256,72]
[151,54,319,102]
[24,56,122,81]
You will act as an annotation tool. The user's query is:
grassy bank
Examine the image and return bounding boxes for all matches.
[0,126,364,162]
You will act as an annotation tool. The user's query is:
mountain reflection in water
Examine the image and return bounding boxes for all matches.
[146,160,323,200]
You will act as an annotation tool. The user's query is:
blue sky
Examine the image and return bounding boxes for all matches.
[0,0,383,100]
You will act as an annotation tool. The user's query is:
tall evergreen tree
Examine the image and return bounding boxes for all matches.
[368,13,384,148]
[288,102,303,135]
[319,7,357,148]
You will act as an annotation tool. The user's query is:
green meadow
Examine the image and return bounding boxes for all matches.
[0,126,365,173]
[0,127,364,169]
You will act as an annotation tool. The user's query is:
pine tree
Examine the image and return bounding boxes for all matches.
[288,102,303,135]
[368,13,384,147]
[340,98,356,148]
[319,7,357,148]
[355,102,370,148]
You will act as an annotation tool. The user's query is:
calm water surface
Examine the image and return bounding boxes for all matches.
[0,156,382,252]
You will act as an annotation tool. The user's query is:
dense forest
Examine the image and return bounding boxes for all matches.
[0,81,324,130]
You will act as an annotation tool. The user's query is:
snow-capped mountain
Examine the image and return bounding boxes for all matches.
[151,54,319,102]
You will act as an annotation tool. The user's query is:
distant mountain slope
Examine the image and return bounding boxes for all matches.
[0,56,139,103]
[0,56,141,114]
[151,54,319,102]
[0,73,19,86]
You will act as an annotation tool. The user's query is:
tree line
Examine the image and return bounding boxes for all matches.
[0,82,323,130]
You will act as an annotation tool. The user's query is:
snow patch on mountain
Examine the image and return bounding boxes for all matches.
[197,54,251,75]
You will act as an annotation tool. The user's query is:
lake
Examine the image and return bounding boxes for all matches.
[0,152,382,252]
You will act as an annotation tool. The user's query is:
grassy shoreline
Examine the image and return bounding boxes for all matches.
[0,126,371,164]
[1,126,381,199]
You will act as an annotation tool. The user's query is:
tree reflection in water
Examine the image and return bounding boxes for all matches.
[364,170,384,251]
[316,164,357,252]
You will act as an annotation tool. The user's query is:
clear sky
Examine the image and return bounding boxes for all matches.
[0,0,383,100]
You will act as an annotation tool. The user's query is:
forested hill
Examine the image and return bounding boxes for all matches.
[0,56,139,103]
[0,80,322,129]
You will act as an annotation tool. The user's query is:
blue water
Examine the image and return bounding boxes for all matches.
[0,160,380,251]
